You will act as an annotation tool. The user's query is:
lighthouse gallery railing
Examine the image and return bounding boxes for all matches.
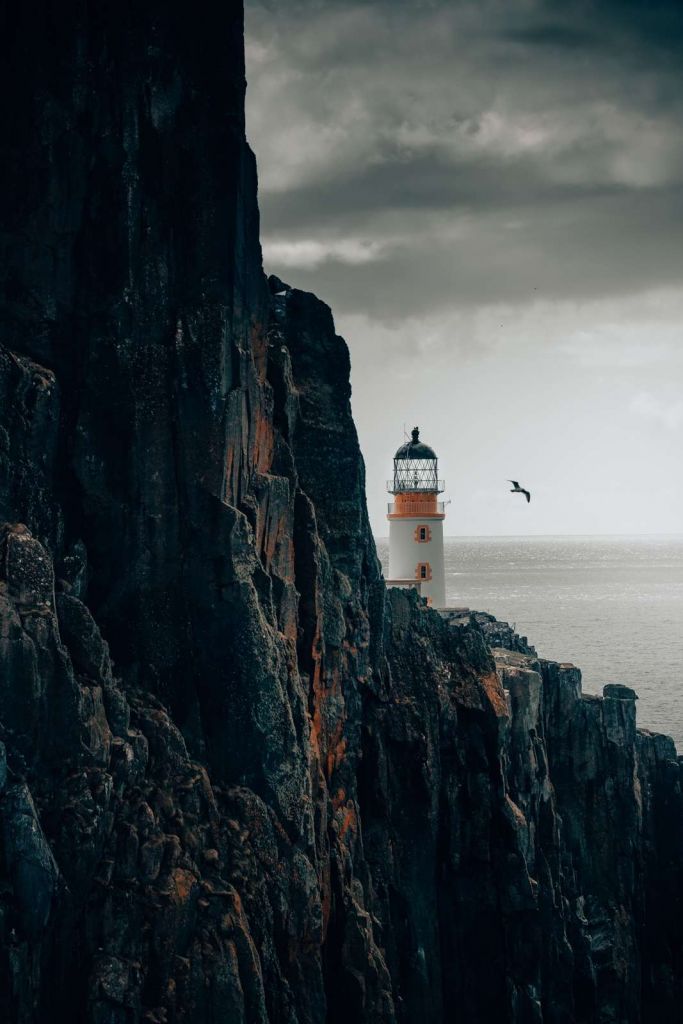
[386,479,445,494]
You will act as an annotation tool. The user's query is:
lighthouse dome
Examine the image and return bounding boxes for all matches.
[389,427,444,495]
[394,426,437,461]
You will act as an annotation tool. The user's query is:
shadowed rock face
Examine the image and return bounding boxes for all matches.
[1,4,682,1023]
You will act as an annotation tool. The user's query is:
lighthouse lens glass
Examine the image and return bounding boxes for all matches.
[393,458,439,492]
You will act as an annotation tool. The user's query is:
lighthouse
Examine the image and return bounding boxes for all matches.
[387,426,446,607]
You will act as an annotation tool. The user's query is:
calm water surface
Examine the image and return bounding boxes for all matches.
[376,536,683,750]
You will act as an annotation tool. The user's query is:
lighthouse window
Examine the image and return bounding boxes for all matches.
[414,525,431,543]
[416,562,432,581]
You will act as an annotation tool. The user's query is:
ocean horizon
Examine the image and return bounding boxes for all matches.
[376,532,683,541]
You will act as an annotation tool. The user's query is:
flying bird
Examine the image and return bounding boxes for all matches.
[508,480,531,503]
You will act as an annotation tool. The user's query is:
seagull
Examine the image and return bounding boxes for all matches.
[508,480,531,503]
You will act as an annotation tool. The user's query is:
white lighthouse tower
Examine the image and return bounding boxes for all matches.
[387,426,446,607]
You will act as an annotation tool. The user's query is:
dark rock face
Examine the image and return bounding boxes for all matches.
[1,4,682,1023]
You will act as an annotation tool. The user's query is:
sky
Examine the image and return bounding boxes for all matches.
[244,0,683,537]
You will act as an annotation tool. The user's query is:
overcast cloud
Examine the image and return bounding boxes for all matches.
[245,0,683,536]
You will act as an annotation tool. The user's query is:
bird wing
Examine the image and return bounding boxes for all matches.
[523,490,531,503]
[508,480,520,489]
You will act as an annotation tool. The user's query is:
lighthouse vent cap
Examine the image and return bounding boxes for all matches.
[394,426,437,461]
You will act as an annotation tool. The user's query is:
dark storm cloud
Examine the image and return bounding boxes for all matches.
[259,150,657,230]
[501,1,683,55]
[261,187,683,320]
[501,25,601,50]
[245,0,683,318]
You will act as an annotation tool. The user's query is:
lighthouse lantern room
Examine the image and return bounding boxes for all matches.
[387,426,446,607]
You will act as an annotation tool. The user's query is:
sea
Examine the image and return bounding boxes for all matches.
[376,535,683,751]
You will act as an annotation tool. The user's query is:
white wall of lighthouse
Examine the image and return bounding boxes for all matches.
[388,515,446,607]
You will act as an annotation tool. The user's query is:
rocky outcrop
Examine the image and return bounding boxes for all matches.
[443,608,536,654]
[1,3,682,1023]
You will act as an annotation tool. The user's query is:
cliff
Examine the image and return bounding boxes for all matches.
[0,4,682,1022]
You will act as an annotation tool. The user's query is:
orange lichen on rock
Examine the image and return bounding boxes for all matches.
[505,795,528,832]
[224,441,239,505]
[252,402,275,477]
[338,801,358,842]
[479,671,509,719]
[171,868,197,906]
[332,788,347,812]
[326,735,347,780]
